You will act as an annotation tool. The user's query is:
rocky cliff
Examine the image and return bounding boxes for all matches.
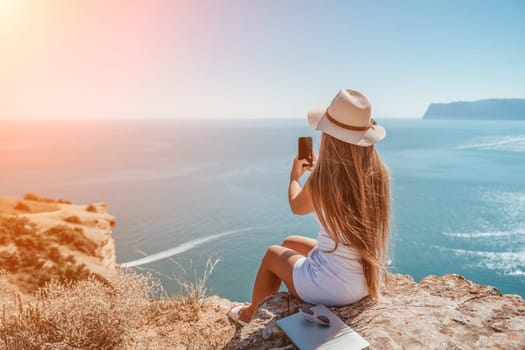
[423,99,525,120]
[0,194,116,294]
[216,274,525,349]
[1,195,524,349]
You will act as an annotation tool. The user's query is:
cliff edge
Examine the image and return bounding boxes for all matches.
[220,274,525,349]
[0,194,116,294]
[1,195,524,349]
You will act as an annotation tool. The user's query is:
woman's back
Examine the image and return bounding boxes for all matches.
[307,132,391,301]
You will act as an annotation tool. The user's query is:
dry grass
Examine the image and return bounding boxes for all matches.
[172,258,219,306]
[0,213,235,349]
[0,263,234,350]
[0,258,233,349]
[0,270,159,349]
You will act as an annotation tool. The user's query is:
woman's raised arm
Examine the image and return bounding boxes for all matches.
[288,156,315,215]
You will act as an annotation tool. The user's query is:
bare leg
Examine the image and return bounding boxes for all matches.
[238,245,303,322]
[282,235,317,256]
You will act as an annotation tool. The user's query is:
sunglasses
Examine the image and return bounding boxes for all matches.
[300,307,331,327]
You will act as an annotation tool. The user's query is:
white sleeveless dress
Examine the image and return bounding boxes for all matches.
[292,214,368,306]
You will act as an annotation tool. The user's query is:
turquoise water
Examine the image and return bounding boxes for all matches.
[1,118,524,300]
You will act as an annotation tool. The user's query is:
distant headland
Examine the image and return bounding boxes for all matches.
[423,98,525,120]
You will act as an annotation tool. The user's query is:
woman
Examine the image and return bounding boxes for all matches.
[229,89,391,326]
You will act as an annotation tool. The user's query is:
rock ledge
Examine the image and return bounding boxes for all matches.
[219,274,525,349]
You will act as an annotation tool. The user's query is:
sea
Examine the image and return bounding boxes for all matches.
[1,118,524,301]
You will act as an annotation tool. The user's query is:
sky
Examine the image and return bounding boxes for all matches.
[0,0,524,119]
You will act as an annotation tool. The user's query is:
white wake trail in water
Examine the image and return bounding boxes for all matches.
[458,135,525,152]
[120,227,253,267]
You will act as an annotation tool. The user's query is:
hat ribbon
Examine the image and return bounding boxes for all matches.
[325,108,377,131]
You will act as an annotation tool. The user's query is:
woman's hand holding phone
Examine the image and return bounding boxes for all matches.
[292,136,317,180]
[289,138,317,213]
[290,152,317,182]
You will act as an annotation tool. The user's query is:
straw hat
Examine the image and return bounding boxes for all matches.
[307,89,386,146]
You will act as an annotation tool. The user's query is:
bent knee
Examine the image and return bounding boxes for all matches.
[266,245,282,255]
[282,235,302,247]
[263,245,289,261]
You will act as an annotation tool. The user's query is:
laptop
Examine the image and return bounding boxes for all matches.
[276,304,369,350]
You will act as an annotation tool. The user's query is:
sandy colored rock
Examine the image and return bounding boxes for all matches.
[224,274,525,350]
[1,194,524,349]
[0,195,117,292]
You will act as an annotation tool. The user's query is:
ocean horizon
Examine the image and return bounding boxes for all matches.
[1,118,524,300]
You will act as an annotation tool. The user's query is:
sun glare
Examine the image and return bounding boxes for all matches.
[0,0,14,12]
[0,0,20,23]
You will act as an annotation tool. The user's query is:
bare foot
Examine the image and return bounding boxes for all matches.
[238,305,254,323]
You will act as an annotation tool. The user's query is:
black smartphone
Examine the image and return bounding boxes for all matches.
[298,137,313,167]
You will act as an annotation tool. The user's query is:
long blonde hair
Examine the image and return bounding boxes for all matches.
[308,133,391,300]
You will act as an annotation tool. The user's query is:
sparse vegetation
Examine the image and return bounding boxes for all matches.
[43,224,99,256]
[0,261,231,350]
[173,258,220,307]
[22,193,40,201]
[63,215,82,224]
[0,270,158,349]
[23,193,72,205]
[13,201,31,212]
[0,211,233,349]
[86,204,97,213]
[0,216,95,292]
